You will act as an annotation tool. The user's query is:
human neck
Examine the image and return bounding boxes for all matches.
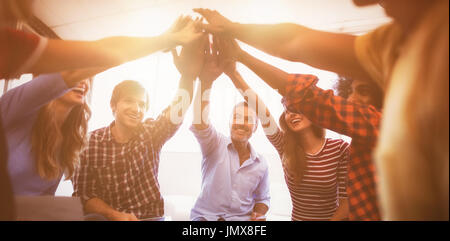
[231,139,251,164]
[295,129,324,155]
[50,100,75,128]
[112,121,136,143]
[395,1,436,36]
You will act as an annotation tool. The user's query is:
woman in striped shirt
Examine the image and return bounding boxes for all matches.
[216,36,350,221]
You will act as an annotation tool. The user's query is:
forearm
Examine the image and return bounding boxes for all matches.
[228,22,308,60]
[31,34,179,74]
[193,80,212,130]
[237,50,289,95]
[166,75,196,123]
[253,203,269,215]
[228,23,371,82]
[330,198,349,221]
[61,67,108,88]
[84,197,120,220]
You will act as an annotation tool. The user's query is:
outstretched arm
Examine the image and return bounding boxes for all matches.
[165,29,210,124]
[28,16,203,75]
[194,8,372,83]
[216,36,280,136]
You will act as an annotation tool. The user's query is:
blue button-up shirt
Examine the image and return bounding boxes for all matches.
[190,125,270,221]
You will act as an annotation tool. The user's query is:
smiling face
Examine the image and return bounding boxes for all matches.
[58,80,90,106]
[230,105,257,143]
[111,92,147,130]
[284,110,313,133]
[347,79,378,107]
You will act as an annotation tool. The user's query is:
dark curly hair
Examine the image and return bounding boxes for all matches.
[333,75,384,109]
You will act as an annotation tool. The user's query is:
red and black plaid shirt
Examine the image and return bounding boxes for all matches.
[282,74,382,220]
[72,107,181,219]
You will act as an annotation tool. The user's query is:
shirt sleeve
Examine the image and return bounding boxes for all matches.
[189,124,224,158]
[265,128,284,158]
[72,138,100,203]
[337,141,349,199]
[282,74,382,146]
[253,168,271,208]
[143,106,183,151]
[0,28,48,79]
[0,73,69,129]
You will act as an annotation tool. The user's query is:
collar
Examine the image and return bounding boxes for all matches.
[99,121,145,143]
[99,121,115,142]
[226,139,260,163]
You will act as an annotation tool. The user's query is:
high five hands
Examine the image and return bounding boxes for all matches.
[170,13,243,84]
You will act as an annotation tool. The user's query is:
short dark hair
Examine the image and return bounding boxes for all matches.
[110,80,149,111]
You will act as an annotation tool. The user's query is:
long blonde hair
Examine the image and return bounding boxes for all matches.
[31,101,91,180]
[279,112,325,182]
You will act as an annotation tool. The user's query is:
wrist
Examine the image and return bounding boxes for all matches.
[162,33,180,48]
[104,210,122,220]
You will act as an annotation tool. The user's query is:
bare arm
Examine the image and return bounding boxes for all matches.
[194,8,373,83]
[60,68,108,88]
[215,36,280,135]
[191,38,223,130]
[29,17,202,74]
[170,32,210,126]
[237,49,290,96]
[251,203,269,221]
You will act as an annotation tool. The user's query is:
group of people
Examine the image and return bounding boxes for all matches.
[0,0,448,221]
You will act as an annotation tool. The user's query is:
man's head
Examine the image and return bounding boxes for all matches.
[335,76,383,109]
[110,80,149,130]
[229,102,258,143]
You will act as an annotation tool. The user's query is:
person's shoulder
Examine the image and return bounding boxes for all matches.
[326,138,349,150]
[88,126,109,142]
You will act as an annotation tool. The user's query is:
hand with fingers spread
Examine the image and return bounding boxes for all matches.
[171,33,209,79]
[193,8,234,34]
[199,37,224,84]
[167,16,204,46]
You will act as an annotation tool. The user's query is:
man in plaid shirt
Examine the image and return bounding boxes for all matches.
[72,34,209,221]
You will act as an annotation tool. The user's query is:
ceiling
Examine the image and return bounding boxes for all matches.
[31,0,392,40]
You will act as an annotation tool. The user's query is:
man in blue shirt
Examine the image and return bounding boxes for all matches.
[189,43,270,221]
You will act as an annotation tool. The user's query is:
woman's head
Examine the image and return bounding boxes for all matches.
[58,80,90,107]
[31,80,91,180]
[335,76,384,109]
[282,110,312,133]
[279,110,325,182]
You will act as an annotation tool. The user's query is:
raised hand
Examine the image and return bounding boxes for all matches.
[193,8,233,34]
[199,38,223,85]
[169,17,204,46]
[215,35,242,76]
[171,32,209,79]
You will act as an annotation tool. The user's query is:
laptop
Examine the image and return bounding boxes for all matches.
[15,195,84,221]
